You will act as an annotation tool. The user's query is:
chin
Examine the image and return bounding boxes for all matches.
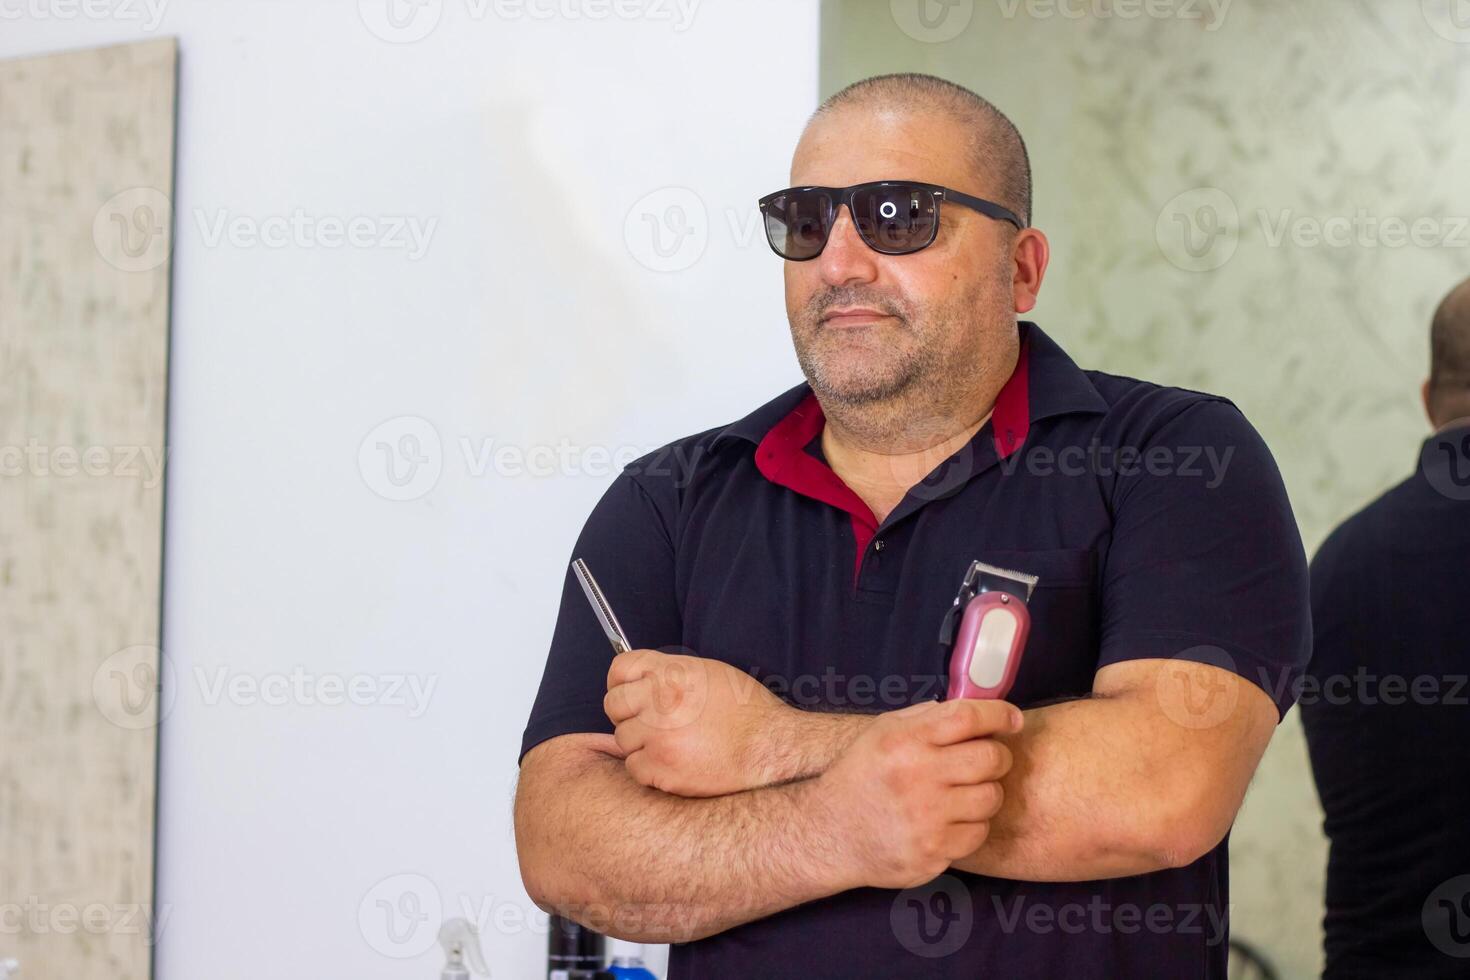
[808,364,909,405]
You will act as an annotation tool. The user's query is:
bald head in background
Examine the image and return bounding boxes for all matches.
[1427,278,1470,430]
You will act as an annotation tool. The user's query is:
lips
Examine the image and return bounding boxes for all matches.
[821,307,892,325]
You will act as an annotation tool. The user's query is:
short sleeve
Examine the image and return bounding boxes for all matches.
[1096,398,1311,719]
[518,470,682,764]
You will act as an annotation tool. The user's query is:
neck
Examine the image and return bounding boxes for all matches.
[1434,413,1470,434]
[816,343,1018,519]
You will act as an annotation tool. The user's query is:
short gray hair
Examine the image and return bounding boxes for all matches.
[810,72,1033,228]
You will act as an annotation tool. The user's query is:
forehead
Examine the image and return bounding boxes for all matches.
[790,104,977,191]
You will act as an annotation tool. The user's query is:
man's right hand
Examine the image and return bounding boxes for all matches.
[819,698,1022,890]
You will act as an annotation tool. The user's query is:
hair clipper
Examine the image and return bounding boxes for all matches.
[938,560,1038,701]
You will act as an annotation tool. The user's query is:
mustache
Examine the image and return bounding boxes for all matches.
[805,288,908,323]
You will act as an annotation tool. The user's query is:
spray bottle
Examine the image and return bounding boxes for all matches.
[437,917,490,980]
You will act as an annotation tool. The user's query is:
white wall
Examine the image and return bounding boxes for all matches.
[1,3,818,977]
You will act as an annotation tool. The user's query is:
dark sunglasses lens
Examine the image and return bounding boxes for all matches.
[853,185,938,254]
[763,190,833,260]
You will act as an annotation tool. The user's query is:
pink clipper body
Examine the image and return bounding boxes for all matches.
[943,561,1039,701]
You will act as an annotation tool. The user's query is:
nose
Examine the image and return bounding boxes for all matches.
[817,202,879,288]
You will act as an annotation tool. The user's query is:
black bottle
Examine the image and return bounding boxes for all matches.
[548,913,606,978]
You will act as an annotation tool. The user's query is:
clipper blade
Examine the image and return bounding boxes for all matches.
[968,559,1039,601]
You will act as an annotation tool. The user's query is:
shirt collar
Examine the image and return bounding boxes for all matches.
[712,320,1108,455]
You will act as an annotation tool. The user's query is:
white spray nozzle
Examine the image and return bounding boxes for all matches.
[438,917,490,980]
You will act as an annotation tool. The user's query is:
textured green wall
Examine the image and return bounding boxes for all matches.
[821,1,1470,976]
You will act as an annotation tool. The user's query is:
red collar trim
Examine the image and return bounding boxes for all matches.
[753,339,1032,584]
[755,393,878,533]
[991,333,1031,459]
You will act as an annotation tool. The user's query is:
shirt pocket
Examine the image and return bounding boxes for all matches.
[975,547,1099,707]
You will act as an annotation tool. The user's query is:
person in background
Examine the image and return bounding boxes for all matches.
[1302,277,1470,977]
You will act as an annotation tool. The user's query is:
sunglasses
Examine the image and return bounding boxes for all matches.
[757,180,1024,261]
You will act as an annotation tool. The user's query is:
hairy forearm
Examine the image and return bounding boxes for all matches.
[952,689,1256,881]
[515,735,856,943]
[763,685,1263,883]
[750,706,875,787]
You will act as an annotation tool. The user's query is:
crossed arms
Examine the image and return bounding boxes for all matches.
[513,647,1278,944]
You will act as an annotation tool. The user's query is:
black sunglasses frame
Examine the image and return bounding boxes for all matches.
[756,180,1025,261]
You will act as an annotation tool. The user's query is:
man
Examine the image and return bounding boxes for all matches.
[515,73,1310,978]
[1301,278,1470,977]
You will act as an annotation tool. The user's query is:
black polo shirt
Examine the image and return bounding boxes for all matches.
[1301,424,1470,978]
[520,320,1311,980]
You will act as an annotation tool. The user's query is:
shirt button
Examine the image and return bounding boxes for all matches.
[873,539,885,551]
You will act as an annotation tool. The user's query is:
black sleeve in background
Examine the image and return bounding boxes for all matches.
[518,470,682,765]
